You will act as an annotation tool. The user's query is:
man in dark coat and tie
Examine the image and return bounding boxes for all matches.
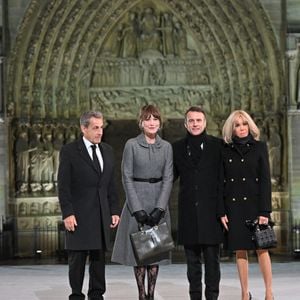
[172,106,224,300]
[58,111,120,300]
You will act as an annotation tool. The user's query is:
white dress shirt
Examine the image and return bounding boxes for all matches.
[82,136,104,171]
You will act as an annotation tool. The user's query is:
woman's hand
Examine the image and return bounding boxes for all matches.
[258,216,269,225]
[221,215,229,231]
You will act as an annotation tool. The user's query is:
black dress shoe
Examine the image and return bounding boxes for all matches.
[249,292,252,300]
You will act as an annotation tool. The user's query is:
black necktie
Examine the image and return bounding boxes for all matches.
[91,144,101,173]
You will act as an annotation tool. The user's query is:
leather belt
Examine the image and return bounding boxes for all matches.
[133,177,163,183]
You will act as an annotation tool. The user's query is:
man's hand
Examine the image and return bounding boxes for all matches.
[221,215,229,231]
[64,215,77,232]
[110,215,120,228]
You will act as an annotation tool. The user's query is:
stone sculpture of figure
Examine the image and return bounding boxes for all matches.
[140,7,161,53]
[267,124,282,186]
[151,59,166,85]
[15,127,30,193]
[66,126,77,143]
[18,202,28,216]
[29,128,44,193]
[30,201,40,216]
[41,131,54,192]
[160,12,175,57]
[173,21,195,58]
[119,12,139,58]
[53,130,65,187]
[42,201,52,215]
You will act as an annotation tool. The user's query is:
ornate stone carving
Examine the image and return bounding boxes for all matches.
[13,121,78,195]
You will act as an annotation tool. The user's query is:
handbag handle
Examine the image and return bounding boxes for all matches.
[245,218,275,231]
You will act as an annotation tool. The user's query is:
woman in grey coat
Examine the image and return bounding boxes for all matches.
[111,105,173,300]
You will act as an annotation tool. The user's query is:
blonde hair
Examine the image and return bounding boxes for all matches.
[222,110,260,144]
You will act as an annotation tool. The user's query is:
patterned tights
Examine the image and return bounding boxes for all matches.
[133,265,159,300]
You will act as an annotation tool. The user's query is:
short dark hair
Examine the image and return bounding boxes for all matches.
[80,111,103,127]
[184,106,206,124]
[138,105,162,129]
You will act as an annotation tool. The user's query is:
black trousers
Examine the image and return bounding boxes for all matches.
[184,244,220,300]
[68,249,105,300]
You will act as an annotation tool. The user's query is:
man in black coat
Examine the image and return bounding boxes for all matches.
[58,111,120,300]
[172,106,224,300]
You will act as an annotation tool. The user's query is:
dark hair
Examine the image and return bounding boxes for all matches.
[80,111,103,127]
[184,106,206,124]
[138,105,162,129]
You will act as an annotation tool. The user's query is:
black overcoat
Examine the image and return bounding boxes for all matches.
[221,140,272,250]
[58,138,119,250]
[173,134,224,245]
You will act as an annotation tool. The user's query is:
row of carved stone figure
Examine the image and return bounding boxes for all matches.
[18,201,61,217]
[91,57,208,87]
[13,117,282,195]
[14,125,79,194]
[104,9,196,58]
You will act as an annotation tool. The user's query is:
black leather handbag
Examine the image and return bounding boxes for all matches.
[130,222,175,263]
[246,219,277,249]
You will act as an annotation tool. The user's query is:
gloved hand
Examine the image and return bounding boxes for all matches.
[133,210,148,225]
[148,208,165,226]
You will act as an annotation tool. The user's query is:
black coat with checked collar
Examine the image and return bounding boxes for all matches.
[221,138,272,250]
[173,133,224,245]
[58,138,119,250]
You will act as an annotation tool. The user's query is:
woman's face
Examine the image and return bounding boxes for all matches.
[233,115,249,138]
[141,114,160,136]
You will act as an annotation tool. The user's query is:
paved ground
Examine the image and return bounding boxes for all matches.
[0,258,299,300]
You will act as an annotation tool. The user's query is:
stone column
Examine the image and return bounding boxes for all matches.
[287,45,300,109]
[288,110,300,249]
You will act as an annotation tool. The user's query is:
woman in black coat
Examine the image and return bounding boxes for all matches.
[220,110,274,300]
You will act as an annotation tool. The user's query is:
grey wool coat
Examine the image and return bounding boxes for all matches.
[111,133,173,266]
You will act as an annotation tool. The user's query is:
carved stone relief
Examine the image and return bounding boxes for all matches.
[14,122,79,195]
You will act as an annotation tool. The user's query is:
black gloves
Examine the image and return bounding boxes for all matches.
[148,208,165,226]
[133,210,148,225]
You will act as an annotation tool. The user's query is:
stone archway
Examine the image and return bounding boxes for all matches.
[7,0,287,256]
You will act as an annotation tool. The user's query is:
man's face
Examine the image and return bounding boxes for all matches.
[185,111,207,136]
[81,117,103,144]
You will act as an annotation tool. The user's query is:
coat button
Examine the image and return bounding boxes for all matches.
[241,158,244,162]
[242,178,246,181]
[229,159,232,163]
[232,198,236,201]
[195,202,199,206]
[256,178,259,182]
[243,197,247,200]
[231,178,234,182]
[195,185,198,190]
